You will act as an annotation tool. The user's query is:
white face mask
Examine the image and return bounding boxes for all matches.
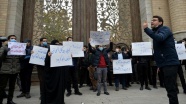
[116,49,120,52]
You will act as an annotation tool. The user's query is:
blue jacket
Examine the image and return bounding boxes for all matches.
[144,26,180,67]
[88,42,113,67]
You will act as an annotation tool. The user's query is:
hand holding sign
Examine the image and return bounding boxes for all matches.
[90,31,110,46]
[8,42,26,55]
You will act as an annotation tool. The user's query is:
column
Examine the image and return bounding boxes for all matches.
[168,0,186,40]
[21,0,36,41]
[72,0,97,45]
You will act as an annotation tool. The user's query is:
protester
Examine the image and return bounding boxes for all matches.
[143,15,180,104]
[17,39,33,99]
[112,46,128,91]
[42,40,66,104]
[0,35,20,104]
[88,38,113,96]
[66,37,82,97]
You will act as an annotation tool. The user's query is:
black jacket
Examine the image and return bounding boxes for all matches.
[112,52,129,60]
[144,26,180,67]
[88,42,113,67]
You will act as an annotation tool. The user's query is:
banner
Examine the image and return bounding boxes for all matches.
[175,44,186,60]
[8,42,26,55]
[113,59,132,74]
[29,46,48,66]
[63,42,84,57]
[90,31,110,45]
[50,45,72,67]
[132,42,152,56]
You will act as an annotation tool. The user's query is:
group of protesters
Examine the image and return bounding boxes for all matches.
[0,15,186,104]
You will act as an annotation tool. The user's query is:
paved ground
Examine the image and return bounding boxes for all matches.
[3,84,186,104]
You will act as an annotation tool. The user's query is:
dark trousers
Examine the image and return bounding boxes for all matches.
[66,66,79,93]
[162,65,179,104]
[79,66,90,86]
[107,70,113,85]
[0,74,18,103]
[114,74,126,88]
[177,65,186,91]
[137,63,149,87]
[152,66,157,86]
[20,64,33,93]
[37,66,45,98]
[131,64,139,82]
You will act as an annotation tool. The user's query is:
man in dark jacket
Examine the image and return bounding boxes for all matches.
[143,15,180,104]
[88,39,113,96]
[112,46,128,91]
[36,37,48,100]
[17,39,33,99]
[0,35,20,104]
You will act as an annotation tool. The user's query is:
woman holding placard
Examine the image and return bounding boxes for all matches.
[42,40,66,104]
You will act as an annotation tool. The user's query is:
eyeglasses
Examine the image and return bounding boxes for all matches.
[151,19,158,22]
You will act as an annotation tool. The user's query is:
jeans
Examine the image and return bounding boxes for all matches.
[97,68,108,93]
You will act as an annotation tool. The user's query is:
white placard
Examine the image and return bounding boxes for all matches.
[175,44,186,60]
[90,31,110,46]
[29,46,48,66]
[8,42,26,55]
[113,59,132,74]
[50,45,72,67]
[132,42,152,56]
[63,42,84,57]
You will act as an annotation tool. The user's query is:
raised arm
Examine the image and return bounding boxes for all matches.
[106,42,113,52]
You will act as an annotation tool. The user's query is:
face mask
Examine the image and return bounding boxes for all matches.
[43,42,47,46]
[99,47,103,51]
[83,49,86,51]
[10,39,16,42]
[116,49,120,52]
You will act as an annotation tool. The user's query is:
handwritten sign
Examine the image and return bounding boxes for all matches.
[132,42,152,56]
[113,59,132,74]
[8,42,26,55]
[90,31,110,46]
[63,42,84,57]
[175,44,186,60]
[29,46,48,66]
[50,45,72,67]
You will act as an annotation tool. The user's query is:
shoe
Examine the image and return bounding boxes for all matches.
[140,86,143,90]
[75,92,82,95]
[104,92,110,95]
[66,92,71,97]
[25,93,31,99]
[89,87,93,90]
[122,87,128,90]
[3,92,8,98]
[136,81,140,84]
[153,85,158,89]
[97,92,100,96]
[93,89,97,92]
[115,87,119,91]
[131,82,134,84]
[7,101,16,104]
[109,84,113,86]
[145,86,151,90]
[183,90,186,94]
[79,85,83,88]
[160,85,165,88]
[17,93,25,98]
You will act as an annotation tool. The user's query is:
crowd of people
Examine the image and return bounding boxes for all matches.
[0,15,186,104]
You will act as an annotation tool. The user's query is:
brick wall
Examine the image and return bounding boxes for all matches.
[0,0,9,36]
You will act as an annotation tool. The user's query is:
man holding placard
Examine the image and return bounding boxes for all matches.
[112,46,130,91]
[88,37,113,96]
[143,15,180,104]
[0,35,21,104]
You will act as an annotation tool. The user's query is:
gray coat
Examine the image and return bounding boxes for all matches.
[0,45,20,74]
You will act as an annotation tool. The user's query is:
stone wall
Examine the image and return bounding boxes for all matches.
[6,0,23,41]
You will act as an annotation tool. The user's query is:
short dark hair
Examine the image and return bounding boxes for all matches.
[84,45,88,48]
[183,38,186,41]
[7,35,16,40]
[153,15,164,25]
[116,46,121,49]
[67,37,72,41]
[40,37,47,42]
